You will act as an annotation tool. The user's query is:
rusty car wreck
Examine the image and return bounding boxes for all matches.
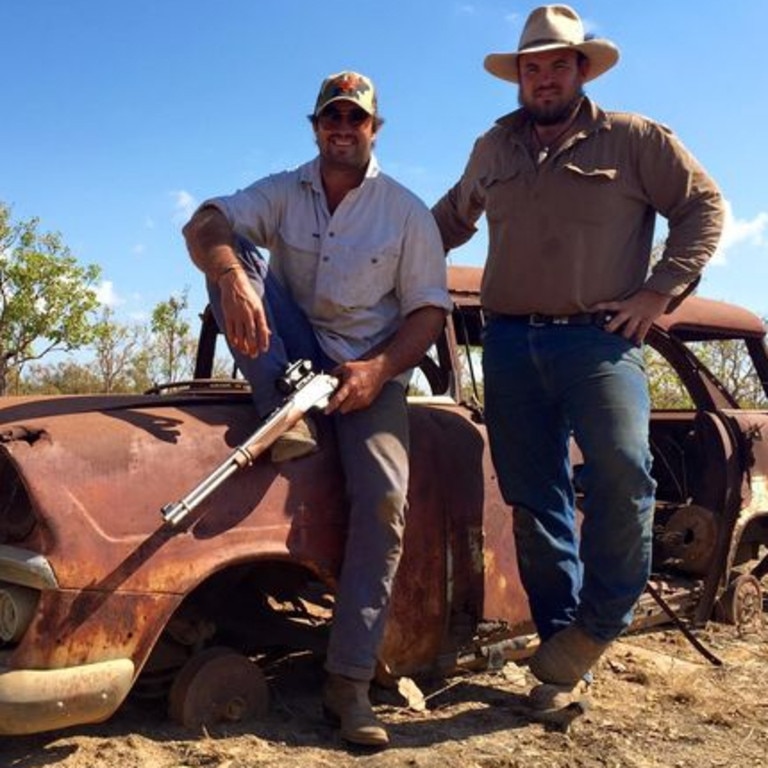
[1,265,767,735]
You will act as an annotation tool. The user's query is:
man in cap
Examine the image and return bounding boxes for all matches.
[433,5,724,712]
[183,70,451,747]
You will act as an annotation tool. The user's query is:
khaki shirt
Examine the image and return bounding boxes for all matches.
[433,99,724,315]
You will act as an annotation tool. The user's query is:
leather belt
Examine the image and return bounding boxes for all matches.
[490,311,613,327]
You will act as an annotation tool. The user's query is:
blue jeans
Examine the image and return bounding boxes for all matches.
[207,239,408,681]
[482,318,656,643]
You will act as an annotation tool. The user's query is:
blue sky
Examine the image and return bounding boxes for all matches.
[2,0,767,327]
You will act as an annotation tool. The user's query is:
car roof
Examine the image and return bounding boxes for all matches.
[655,296,766,341]
[447,266,766,342]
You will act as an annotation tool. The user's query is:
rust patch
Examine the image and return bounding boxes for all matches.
[11,588,180,671]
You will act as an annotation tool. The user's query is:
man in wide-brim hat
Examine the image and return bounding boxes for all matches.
[433,4,724,719]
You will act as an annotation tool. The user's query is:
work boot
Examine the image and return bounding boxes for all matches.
[270,416,318,463]
[528,678,590,712]
[322,674,389,748]
[526,679,591,730]
[528,624,611,685]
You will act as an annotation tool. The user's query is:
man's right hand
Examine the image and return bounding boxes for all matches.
[183,206,271,358]
[218,267,271,358]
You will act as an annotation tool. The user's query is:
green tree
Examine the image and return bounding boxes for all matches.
[92,307,143,393]
[646,347,694,409]
[647,337,768,410]
[0,203,101,395]
[151,289,195,384]
[689,338,768,409]
[125,327,156,393]
[21,360,101,395]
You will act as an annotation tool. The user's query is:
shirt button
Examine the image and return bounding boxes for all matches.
[322,256,330,262]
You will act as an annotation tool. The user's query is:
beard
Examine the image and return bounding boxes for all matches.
[519,87,585,126]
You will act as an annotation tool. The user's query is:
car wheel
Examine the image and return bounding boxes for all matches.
[168,646,270,729]
[659,504,718,576]
[714,573,764,633]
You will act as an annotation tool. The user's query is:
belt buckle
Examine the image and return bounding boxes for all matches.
[529,313,548,327]
[596,311,614,327]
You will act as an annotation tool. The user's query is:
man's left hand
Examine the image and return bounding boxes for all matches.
[325,359,386,415]
[594,289,672,344]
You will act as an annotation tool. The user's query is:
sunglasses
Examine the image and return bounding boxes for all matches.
[317,106,371,129]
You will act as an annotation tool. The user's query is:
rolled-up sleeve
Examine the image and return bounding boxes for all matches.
[397,206,453,317]
[198,175,286,251]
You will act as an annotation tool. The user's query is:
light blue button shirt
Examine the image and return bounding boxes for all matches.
[208,155,452,363]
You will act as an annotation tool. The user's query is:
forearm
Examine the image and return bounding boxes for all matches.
[183,205,270,357]
[371,306,447,381]
[325,306,447,414]
[182,205,242,283]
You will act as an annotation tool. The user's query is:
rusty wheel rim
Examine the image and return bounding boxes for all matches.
[717,574,764,632]
[168,646,270,729]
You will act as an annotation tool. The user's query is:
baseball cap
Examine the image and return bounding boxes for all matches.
[313,71,377,116]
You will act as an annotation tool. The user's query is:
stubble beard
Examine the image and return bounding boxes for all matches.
[317,137,373,174]
[520,88,585,127]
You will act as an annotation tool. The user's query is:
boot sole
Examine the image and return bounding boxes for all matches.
[322,705,389,747]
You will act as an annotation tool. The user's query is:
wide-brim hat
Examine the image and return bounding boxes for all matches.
[484,4,619,84]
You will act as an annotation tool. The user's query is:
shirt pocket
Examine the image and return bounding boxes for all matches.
[322,244,400,310]
[275,225,321,302]
[481,165,525,224]
[561,162,621,223]
[563,163,618,182]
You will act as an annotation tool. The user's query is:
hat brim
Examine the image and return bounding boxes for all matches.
[484,40,619,84]
[315,95,376,116]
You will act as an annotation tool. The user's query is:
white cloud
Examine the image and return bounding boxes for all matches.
[711,199,768,265]
[132,243,146,255]
[171,190,198,225]
[95,280,123,307]
[456,3,476,14]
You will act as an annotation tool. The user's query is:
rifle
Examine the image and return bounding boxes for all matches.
[161,360,338,526]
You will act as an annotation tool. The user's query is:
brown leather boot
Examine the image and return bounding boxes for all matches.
[529,624,611,685]
[526,679,591,730]
[528,678,590,712]
[270,416,318,463]
[322,674,389,747]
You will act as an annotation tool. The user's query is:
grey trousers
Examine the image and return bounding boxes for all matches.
[207,239,409,681]
[325,381,408,681]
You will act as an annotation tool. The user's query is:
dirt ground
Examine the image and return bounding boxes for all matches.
[1,622,767,768]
